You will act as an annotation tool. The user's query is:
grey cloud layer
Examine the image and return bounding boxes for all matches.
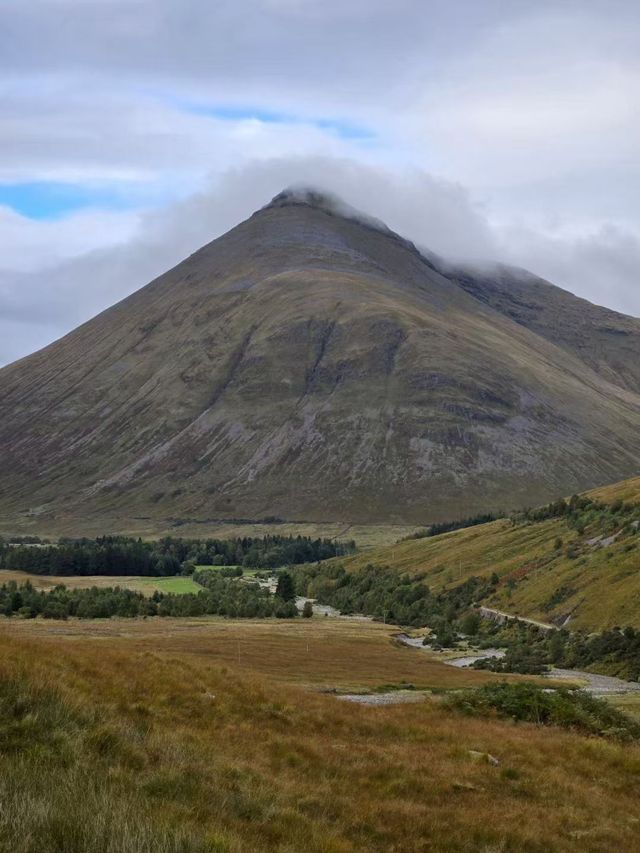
[0,1,639,363]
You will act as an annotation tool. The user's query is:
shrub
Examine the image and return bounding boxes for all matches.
[449,682,640,740]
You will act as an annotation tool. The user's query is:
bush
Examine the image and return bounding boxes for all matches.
[459,612,480,635]
[220,566,243,578]
[449,682,640,740]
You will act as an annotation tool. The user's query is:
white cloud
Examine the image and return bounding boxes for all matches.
[0,206,141,271]
[0,1,639,364]
[497,222,640,317]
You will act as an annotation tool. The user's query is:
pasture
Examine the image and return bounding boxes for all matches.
[0,569,203,596]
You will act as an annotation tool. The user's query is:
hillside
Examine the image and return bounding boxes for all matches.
[441,261,640,394]
[3,617,640,852]
[1,189,640,532]
[332,476,640,631]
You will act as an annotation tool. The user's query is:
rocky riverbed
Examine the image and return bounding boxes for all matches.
[396,633,640,696]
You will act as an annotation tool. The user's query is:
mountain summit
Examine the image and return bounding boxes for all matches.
[1,191,640,531]
[263,186,393,233]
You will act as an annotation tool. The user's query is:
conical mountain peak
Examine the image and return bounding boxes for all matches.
[1,186,640,531]
[262,185,391,234]
[266,186,339,210]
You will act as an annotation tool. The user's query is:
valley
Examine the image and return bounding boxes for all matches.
[4,1,640,848]
[1,477,640,850]
[2,193,640,851]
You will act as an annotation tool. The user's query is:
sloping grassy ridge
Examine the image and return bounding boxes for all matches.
[331,477,640,631]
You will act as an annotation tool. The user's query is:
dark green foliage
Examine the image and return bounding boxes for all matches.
[0,534,355,577]
[274,600,298,618]
[512,493,640,533]
[293,563,498,630]
[302,601,313,618]
[476,643,548,675]
[475,620,640,681]
[427,513,499,538]
[275,571,296,602]
[566,626,640,681]
[403,513,499,540]
[450,682,640,740]
[219,566,243,578]
[0,578,297,621]
[459,612,481,636]
[512,497,572,524]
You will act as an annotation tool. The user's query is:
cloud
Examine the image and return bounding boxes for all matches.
[1,156,638,366]
[0,82,381,188]
[0,204,141,271]
[496,222,640,317]
[0,2,639,363]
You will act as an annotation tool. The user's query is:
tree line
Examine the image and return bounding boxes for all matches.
[0,576,299,620]
[292,562,496,632]
[0,534,355,577]
[403,491,640,542]
[404,512,500,541]
[472,620,640,681]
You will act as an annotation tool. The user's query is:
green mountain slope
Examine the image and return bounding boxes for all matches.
[334,476,640,631]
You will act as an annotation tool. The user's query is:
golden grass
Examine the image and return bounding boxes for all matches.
[589,475,640,505]
[2,619,640,851]
[0,616,491,692]
[333,489,640,631]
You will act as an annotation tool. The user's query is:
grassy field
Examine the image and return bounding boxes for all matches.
[331,477,640,631]
[590,475,640,505]
[136,576,204,594]
[0,616,493,691]
[0,519,419,549]
[0,570,203,596]
[1,616,640,851]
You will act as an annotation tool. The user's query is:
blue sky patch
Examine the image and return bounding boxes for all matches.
[178,99,374,141]
[0,182,139,220]
[0,103,374,221]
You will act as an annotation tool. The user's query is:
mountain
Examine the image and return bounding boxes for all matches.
[1,188,640,531]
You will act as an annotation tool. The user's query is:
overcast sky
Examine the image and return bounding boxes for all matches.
[1,0,639,365]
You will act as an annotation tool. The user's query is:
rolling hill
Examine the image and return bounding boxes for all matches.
[332,476,640,631]
[1,188,640,533]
